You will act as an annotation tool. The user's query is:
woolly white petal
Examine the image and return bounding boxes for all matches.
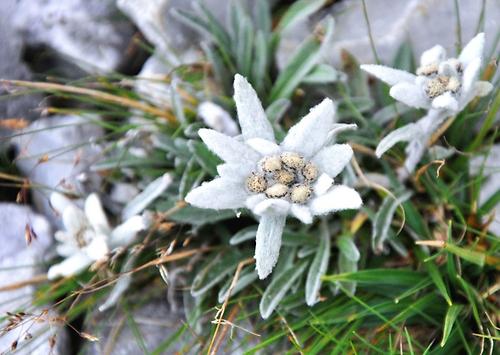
[420,45,446,66]
[312,144,353,179]
[360,64,416,85]
[459,33,485,67]
[390,82,429,109]
[253,199,291,216]
[62,205,87,235]
[326,123,358,144]
[246,194,266,210]
[85,194,111,235]
[85,235,109,260]
[217,163,252,182]
[375,123,418,157]
[54,230,72,243]
[281,98,335,158]
[432,92,459,112]
[198,128,260,164]
[56,243,79,257]
[310,185,362,215]
[461,58,481,98]
[122,173,172,220]
[255,214,286,279]
[313,173,334,196]
[233,74,275,142]
[245,138,280,156]
[110,215,147,248]
[185,178,248,210]
[290,204,313,224]
[50,192,75,215]
[474,81,493,97]
[403,138,427,174]
[198,101,239,136]
[47,252,93,280]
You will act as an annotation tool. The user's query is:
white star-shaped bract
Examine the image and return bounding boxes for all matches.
[360,33,493,175]
[185,74,362,279]
[48,192,148,279]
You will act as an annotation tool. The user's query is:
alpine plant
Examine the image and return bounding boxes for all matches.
[361,33,492,176]
[185,74,362,279]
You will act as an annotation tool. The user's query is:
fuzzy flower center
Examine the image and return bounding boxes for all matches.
[417,60,463,99]
[246,152,318,204]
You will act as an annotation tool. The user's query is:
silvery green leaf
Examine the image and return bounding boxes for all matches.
[265,98,291,124]
[269,16,334,102]
[273,246,297,276]
[259,260,308,319]
[375,123,419,158]
[305,221,331,306]
[157,199,236,225]
[255,214,287,279]
[191,252,244,298]
[187,140,221,176]
[122,173,172,219]
[373,102,412,125]
[236,12,254,78]
[217,267,258,303]
[428,145,455,160]
[372,190,413,253]
[298,245,316,258]
[98,253,137,312]
[276,0,327,33]
[336,235,360,262]
[388,231,410,258]
[229,225,258,245]
[183,122,205,139]
[170,79,186,124]
[178,158,197,199]
[337,252,358,295]
[253,30,269,93]
[303,64,346,84]
[282,231,318,246]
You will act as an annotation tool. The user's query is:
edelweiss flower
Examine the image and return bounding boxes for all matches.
[185,74,362,279]
[361,33,492,112]
[361,33,493,175]
[48,193,147,279]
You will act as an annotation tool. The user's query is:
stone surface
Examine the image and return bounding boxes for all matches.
[12,115,103,224]
[13,0,135,73]
[83,298,185,354]
[0,203,66,355]
[0,0,43,124]
[278,0,499,68]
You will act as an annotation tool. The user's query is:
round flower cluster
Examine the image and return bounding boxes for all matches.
[417,58,463,99]
[246,152,319,204]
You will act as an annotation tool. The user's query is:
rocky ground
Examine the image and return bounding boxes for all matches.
[0,0,498,353]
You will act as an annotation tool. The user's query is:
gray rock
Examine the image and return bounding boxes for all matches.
[84,298,185,354]
[13,0,135,73]
[0,203,66,355]
[0,0,43,124]
[278,0,499,68]
[12,115,103,224]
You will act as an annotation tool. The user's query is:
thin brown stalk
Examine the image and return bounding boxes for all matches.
[1,79,177,124]
[0,274,48,292]
[207,258,255,355]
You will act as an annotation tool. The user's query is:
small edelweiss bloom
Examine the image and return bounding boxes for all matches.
[361,33,492,112]
[47,192,148,279]
[361,33,493,175]
[185,74,362,279]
